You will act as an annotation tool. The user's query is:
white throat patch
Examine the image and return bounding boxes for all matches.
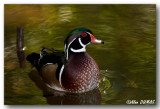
[65,37,87,60]
[70,38,86,53]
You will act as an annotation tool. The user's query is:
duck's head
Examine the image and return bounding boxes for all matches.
[64,27,104,56]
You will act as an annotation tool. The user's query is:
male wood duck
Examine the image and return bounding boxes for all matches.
[26,27,104,93]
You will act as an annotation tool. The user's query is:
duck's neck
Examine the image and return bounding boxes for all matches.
[65,38,86,61]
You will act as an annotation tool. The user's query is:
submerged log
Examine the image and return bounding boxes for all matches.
[17,27,25,68]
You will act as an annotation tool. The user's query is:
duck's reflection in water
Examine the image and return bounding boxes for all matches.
[28,70,102,105]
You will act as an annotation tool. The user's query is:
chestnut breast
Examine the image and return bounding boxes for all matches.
[61,53,100,93]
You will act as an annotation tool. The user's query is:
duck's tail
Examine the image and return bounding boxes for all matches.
[26,52,40,71]
[26,47,65,72]
[26,47,57,70]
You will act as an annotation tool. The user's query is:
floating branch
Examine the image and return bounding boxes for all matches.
[17,27,25,68]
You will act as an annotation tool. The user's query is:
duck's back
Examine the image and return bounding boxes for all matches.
[61,53,100,93]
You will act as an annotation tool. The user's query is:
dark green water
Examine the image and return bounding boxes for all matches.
[4,4,156,105]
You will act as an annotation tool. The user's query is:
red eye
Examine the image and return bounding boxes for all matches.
[81,32,87,37]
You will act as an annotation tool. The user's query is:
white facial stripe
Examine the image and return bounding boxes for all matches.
[70,38,86,53]
[70,47,86,52]
[86,32,91,34]
[59,65,64,87]
[78,38,85,47]
[65,37,88,59]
